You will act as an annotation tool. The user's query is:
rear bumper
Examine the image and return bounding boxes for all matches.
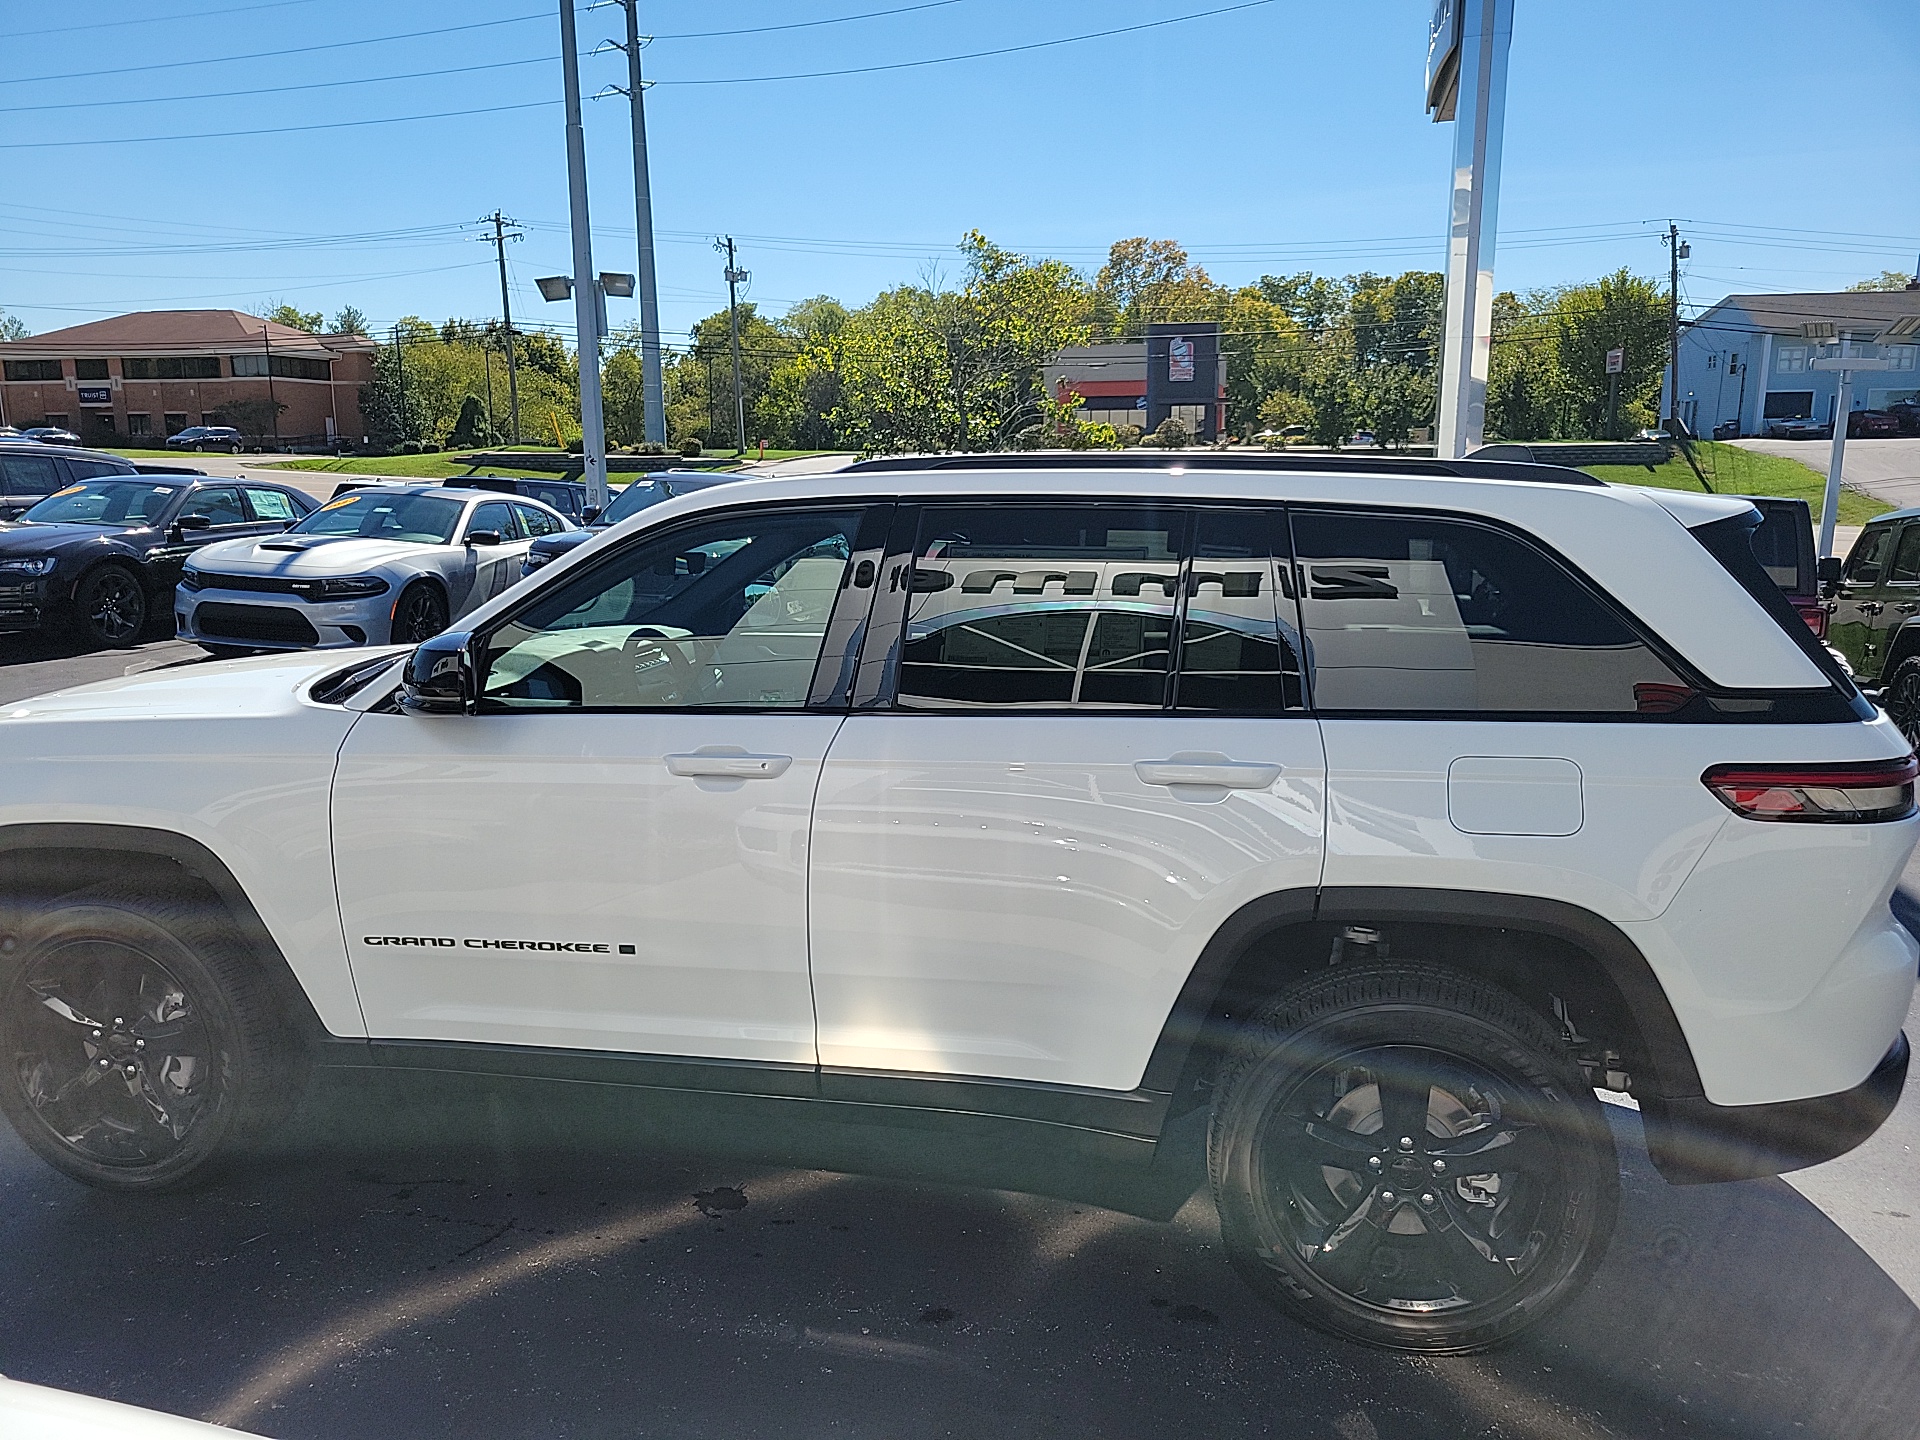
[1642,1031,1909,1184]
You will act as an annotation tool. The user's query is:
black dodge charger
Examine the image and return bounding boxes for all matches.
[0,476,316,649]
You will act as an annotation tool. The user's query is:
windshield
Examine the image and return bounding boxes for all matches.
[21,480,178,525]
[289,491,462,544]
[600,479,677,525]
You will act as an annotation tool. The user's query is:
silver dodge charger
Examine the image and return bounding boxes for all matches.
[176,484,574,654]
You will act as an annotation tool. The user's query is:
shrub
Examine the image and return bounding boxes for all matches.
[679,438,703,458]
[1153,417,1192,449]
[1114,424,1144,448]
[396,439,423,455]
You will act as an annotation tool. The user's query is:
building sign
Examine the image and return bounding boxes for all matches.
[76,387,112,406]
[1605,347,1624,375]
[1426,0,1462,120]
[1168,337,1195,383]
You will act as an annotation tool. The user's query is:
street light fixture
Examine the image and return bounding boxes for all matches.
[599,272,635,298]
[535,276,574,302]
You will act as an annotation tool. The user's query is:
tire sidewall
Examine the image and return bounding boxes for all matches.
[0,901,246,1192]
[1210,970,1617,1354]
[72,566,146,650]
[393,581,448,644]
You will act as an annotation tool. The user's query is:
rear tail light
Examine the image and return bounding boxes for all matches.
[1702,756,1918,823]
[1792,600,1828,639]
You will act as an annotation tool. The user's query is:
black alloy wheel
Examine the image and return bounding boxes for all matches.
[0,887,304,1191]
[391,581,450,644]
[192,443,205,453]
[1883,657,1920,752]
[1210,963,1617,1353]
[71,566,146,649]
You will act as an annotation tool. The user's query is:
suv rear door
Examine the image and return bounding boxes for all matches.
[1831,521,1899,680]
[806,501,1327,1094]
[0,449,63,519]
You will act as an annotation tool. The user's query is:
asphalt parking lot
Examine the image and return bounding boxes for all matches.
[0,636,1917,1439]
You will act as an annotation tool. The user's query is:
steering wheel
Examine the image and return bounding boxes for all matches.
[620,625,705,704]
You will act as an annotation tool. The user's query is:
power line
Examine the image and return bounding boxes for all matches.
[649,0,1279,85]
[0,101,556,153]
[652,0,971,40]
[11,0,321,39]
[4,56,558,115]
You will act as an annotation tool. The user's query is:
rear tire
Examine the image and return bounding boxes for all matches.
[1209,962,1617,1354]
[0,885,307,1192]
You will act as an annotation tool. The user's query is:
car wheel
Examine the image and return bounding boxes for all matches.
[0,885,307,1192]
[192,443,205,453]
[1209,962,1617,1354]
[391,580,449,644]
[71,566,147,650]
[1883,657,1920,751]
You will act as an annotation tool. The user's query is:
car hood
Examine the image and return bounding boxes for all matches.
[529,527,600,556]
[192,532,446,576]
[0,647,362,725]
[0,521,146,552]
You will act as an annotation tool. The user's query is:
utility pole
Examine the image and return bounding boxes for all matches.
[484,210,523,445]
[393,322,409,443]
[262,323,280,448]
[1663,222,1690,429]
[716,236,748,455]
[482,341,496,441]
[559,0,609,509]
[607,0,666,447]
[1428,0,1514,459]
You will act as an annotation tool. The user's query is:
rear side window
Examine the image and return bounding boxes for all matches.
[244,487,298,522]
[1748,503,1814,592]
[896,506,1183,709]
[1890,527,1920,585]
[515,502,565,538]
[1290,510,1689,716]
[62,458,131,481]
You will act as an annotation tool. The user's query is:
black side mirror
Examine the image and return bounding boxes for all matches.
[582,506,601,524]
[399,631,474,715]
[1819,556,1844,595]
[175,513,212,531]
[466,530,503,547]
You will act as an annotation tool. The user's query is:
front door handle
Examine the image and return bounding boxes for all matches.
[666,751,793,779]
[1135,756,1282,789]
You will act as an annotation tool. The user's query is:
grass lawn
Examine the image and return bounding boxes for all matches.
[260,454,568,481]
[106,448,203,460]
[1583,441,1890,525]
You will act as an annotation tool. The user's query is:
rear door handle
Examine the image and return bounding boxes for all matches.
[1895,602,1919,615]
[1135,757,1282,789]
[666,752,793,779]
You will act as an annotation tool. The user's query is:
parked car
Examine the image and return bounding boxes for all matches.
[1889,399,1920,436]
[164,425,243,454]
[0,475,314,648]
[21,426,81,447]
[0,453,1909,1359]
[1819,505,1920,737]
[1764,415,1831,440]
[522,470,741,575]
[1848,409,1902,439]
[177,484,571,654]
[0,440,138,519]
[333,473,591,523]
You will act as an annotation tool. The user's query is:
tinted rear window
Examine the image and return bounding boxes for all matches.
[1746,503,1813,594]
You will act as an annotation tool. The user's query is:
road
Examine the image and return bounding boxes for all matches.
[1732,435,1920,510]
[0,627,1917,1438]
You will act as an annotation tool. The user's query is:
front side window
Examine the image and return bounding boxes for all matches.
[178,487,247,526]
[467,501,519,541]
[290,492,462,544]
[244,487,299,522]
[480,508,861,710]
[1291,510,1689,715]
[1846,526,1894,584]
[1889,527,1920,585]
[895,506,1184,709]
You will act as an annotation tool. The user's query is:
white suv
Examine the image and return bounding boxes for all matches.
[0,454,1911,1354]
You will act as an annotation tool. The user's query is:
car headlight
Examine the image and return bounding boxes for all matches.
[180,567,204,591]
[0,556,57,577]
[289,575,390,600]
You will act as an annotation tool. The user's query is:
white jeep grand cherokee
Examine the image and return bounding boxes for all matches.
[0,454,1911,1354]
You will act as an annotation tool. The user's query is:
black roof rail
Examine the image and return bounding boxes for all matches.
[838,451,1605,487]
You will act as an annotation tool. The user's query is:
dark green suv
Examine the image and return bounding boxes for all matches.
[1829,507,1920,742]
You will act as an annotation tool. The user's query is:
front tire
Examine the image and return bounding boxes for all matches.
[1209,962,1617,1354]
[391,580,449,644]
[70,566,146,649]
[1884,657,1920,750]
[0,886,306,1192]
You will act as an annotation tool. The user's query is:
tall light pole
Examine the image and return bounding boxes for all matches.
[1663,222,1690,429]
[1811,334,1897,557]
[484,210,523,445]
[716,235,748,455]
[559,0,609,510]
[603,0,666,447]
[1428,0,1514,459]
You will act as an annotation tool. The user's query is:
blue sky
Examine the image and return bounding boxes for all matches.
[2,0,1916,347]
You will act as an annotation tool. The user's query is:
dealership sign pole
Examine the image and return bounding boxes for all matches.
[559,0,609,512]
[1429,0,1514,459]
[1810,342,1895,558]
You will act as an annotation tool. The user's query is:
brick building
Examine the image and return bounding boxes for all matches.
[0,310,377,450]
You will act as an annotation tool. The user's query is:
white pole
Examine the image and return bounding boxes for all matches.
[1433,0,1514,460]
[1819,335,1851,559]
[559,0,609,511]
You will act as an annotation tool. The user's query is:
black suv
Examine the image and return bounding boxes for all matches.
[0,442,138,520]
[0,475,315,648]
[1826,506,1920,739]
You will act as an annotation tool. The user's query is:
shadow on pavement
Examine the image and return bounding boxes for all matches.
[0,1072,1914,1440]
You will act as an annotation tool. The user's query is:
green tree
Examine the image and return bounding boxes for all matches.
[1348,271,1443,374]
[210,396,286,440]
[1095,237,1222,334]
[1357,362,1435,449]
[1848,271,1916,292]
[601,347,649,448]
[1257,272,1350,334]
[330,305,370,336]
[778,296,850,346]
[445,393,494,449]
[0,310,28,341]
[1551,268,1668,435]
[1299,331,1359,448]
[1486,291,1563,440]
[261,301,323,332]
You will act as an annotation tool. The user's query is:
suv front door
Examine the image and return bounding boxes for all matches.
[1830,521,1897,680]
[332,503,876,1066]
[807,503,1327,1095]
